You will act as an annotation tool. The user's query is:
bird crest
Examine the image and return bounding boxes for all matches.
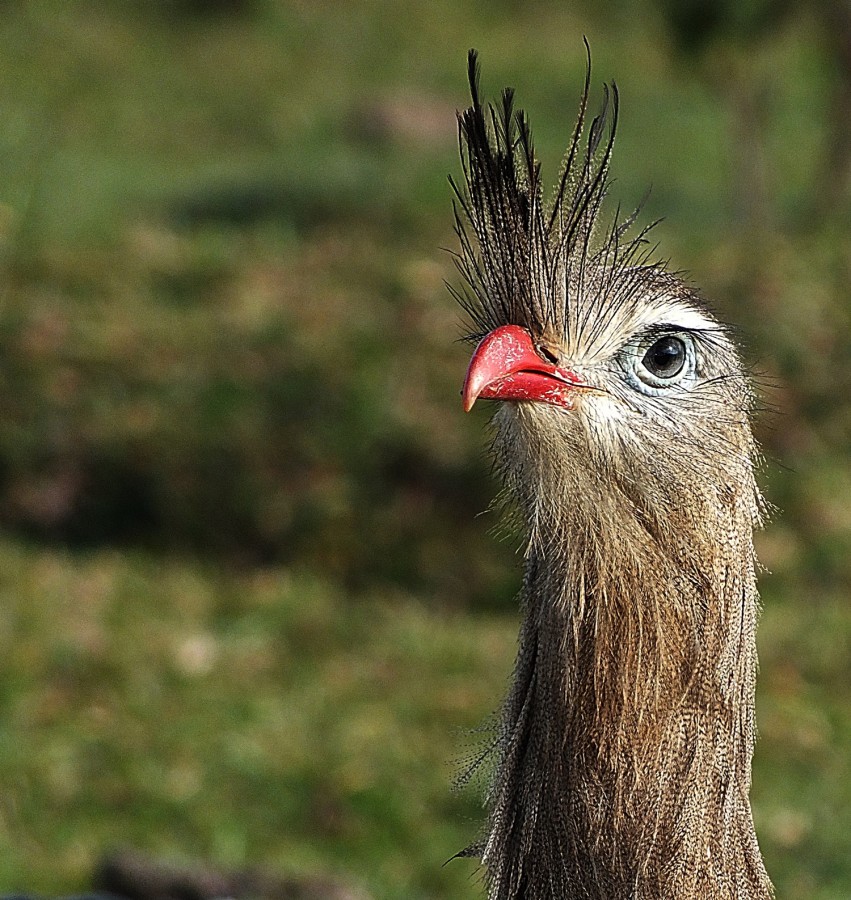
[449,45,660,358]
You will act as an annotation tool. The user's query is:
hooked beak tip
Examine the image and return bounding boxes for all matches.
[461,377,481,413]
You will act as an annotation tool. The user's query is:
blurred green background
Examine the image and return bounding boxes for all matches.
[0,1,848,897]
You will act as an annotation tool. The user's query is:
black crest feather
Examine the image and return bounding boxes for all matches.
[449,45,659,350]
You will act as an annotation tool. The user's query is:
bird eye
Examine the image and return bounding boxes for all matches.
[641,336,685,380]
[621,330,696,394]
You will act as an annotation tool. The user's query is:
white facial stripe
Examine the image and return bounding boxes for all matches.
[636,300,718,334]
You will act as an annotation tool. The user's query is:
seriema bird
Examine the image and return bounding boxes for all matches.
[450,48,774,900]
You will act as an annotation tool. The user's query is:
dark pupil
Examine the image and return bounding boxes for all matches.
[642,335,685,379]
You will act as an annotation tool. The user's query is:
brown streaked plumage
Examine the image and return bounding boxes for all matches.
[451,48,774,900]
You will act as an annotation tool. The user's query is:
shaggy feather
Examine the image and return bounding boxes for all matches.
[452,49,773,899]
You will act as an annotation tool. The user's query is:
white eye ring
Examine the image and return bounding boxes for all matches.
[621,331,697,394]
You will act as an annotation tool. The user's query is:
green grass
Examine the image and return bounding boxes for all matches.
[0,539,511,897]
[0,1,847,897]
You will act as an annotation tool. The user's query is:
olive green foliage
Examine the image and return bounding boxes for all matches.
[0,2,847,898]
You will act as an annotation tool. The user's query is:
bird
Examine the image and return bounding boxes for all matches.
[449,47,774,900]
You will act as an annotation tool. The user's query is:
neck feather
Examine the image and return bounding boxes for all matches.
[480,417,773,900]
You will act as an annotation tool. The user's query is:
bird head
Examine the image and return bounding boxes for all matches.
[451,49,760,537]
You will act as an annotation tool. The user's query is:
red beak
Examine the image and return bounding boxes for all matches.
[462,325,587,412]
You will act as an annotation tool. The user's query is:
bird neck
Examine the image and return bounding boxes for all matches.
[482,469,773,900]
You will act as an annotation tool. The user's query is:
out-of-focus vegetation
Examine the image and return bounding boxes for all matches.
[0,1,847,898]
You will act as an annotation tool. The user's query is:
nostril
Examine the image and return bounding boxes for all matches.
[537,344,559,365]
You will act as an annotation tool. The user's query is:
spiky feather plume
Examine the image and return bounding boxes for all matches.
[449,45,658,353]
